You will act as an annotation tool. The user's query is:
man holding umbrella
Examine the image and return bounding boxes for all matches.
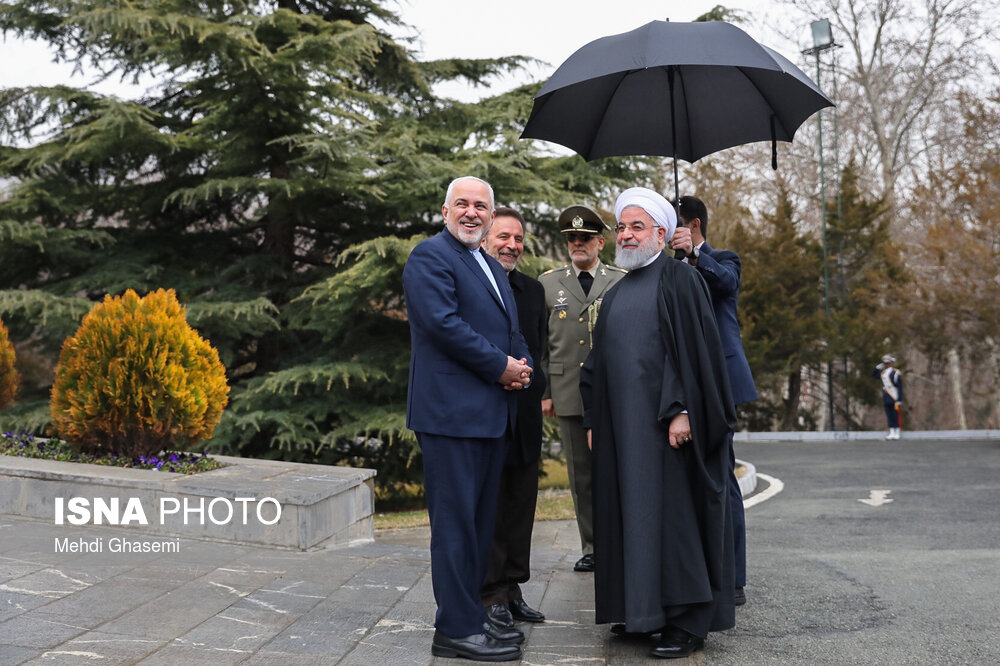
[669,195,757,607]
[581,187,736,659]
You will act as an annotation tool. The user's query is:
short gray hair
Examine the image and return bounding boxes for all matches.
[444,176,495,210]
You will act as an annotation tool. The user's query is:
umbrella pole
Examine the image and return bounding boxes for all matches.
[669,67,680,207]
[669,67,685,260]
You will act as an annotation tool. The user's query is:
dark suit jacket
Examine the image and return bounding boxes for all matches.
[696,242,758,406]
[508,269,548,465]
[403,229,532,438]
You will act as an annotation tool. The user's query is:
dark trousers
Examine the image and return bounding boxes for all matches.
[418,432,508,637]
[728,432,746,588]
[481,458,540,606]
[883,395,900,428]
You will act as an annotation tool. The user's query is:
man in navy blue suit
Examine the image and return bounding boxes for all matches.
[403,176,533,662]
[670,195,758,607]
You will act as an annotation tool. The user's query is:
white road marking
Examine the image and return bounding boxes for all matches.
[744,473,783,508]
[859,489,893,506]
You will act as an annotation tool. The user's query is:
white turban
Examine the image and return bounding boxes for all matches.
[614,187,677,240]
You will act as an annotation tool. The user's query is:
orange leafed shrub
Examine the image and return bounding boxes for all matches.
[50,289,230,457]
[0,318,19,408]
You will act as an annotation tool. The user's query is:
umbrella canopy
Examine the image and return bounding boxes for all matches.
[521,20,833,167]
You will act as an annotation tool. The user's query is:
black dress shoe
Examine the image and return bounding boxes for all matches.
[508,598,545,623]
[486,602,515,628]
[649,626,705,659]
[734,587,746,606]
[483,620,525,645]
[431,630,521,661]
[574,553,595,572]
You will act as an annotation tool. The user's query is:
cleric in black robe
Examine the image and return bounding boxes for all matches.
[580,187,737,659]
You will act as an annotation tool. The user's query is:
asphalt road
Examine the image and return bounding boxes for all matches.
[710,437,1000,665]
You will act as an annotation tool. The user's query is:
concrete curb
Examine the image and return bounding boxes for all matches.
[735,458,757,498]
[735,429,1000,442]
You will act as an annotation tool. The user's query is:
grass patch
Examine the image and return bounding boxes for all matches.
[374,507,430,530]
[538,456,570,491]
[535,489,576,521]
[0,431,223,474]
[375,457,573,531]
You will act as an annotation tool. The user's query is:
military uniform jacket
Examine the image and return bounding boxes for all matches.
[539,260,626,416]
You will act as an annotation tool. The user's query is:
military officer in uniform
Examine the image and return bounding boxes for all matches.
[539,205,626,572]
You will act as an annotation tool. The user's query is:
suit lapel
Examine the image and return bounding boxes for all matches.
[444,231,508,317]
[589,261,613,302]
[508,269,524,295]
[487,256,516,321]
[559,267,587,306]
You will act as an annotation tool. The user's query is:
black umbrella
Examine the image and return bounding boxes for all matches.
[521,20,834,204]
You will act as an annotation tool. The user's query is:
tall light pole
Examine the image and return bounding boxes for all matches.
[803,19,839,431]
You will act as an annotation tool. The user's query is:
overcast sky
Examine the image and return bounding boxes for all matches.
[0,0,816,100]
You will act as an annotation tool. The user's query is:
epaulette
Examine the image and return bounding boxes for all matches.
[538,266,566,277]
[605,265,628,273]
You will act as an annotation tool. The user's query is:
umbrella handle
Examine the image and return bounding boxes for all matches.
[673,219,686,260]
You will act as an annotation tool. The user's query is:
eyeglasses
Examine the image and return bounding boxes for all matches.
[565,232,597,243]
[614,221,657,234]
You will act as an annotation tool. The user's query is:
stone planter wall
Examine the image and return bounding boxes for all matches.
[0,453,376,550]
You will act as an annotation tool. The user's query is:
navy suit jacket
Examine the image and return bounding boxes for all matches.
[696,242,758,406]
[403,229,533,438]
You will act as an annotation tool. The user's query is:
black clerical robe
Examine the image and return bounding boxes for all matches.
[580,251,737,638]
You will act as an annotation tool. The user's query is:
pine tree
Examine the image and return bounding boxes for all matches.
[734,180,825,430]
[0,1,637,493]
[824,161,910,427]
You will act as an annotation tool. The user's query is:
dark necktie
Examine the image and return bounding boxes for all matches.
[578,271,593,296]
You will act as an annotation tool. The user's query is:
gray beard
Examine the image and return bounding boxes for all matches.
[614,233,662,270]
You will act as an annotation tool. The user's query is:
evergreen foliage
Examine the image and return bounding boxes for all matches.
[732,180,824,430]
[824,162,909,426]
[50,289,229,458]
[0,0,638,494]
[0,318,18,408]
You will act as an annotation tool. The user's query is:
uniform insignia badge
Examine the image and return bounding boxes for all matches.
[572,216,584,228]
[559,310,567,319]
[558,290,565,296]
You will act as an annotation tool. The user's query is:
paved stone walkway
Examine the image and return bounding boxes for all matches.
[2,514,694,665]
